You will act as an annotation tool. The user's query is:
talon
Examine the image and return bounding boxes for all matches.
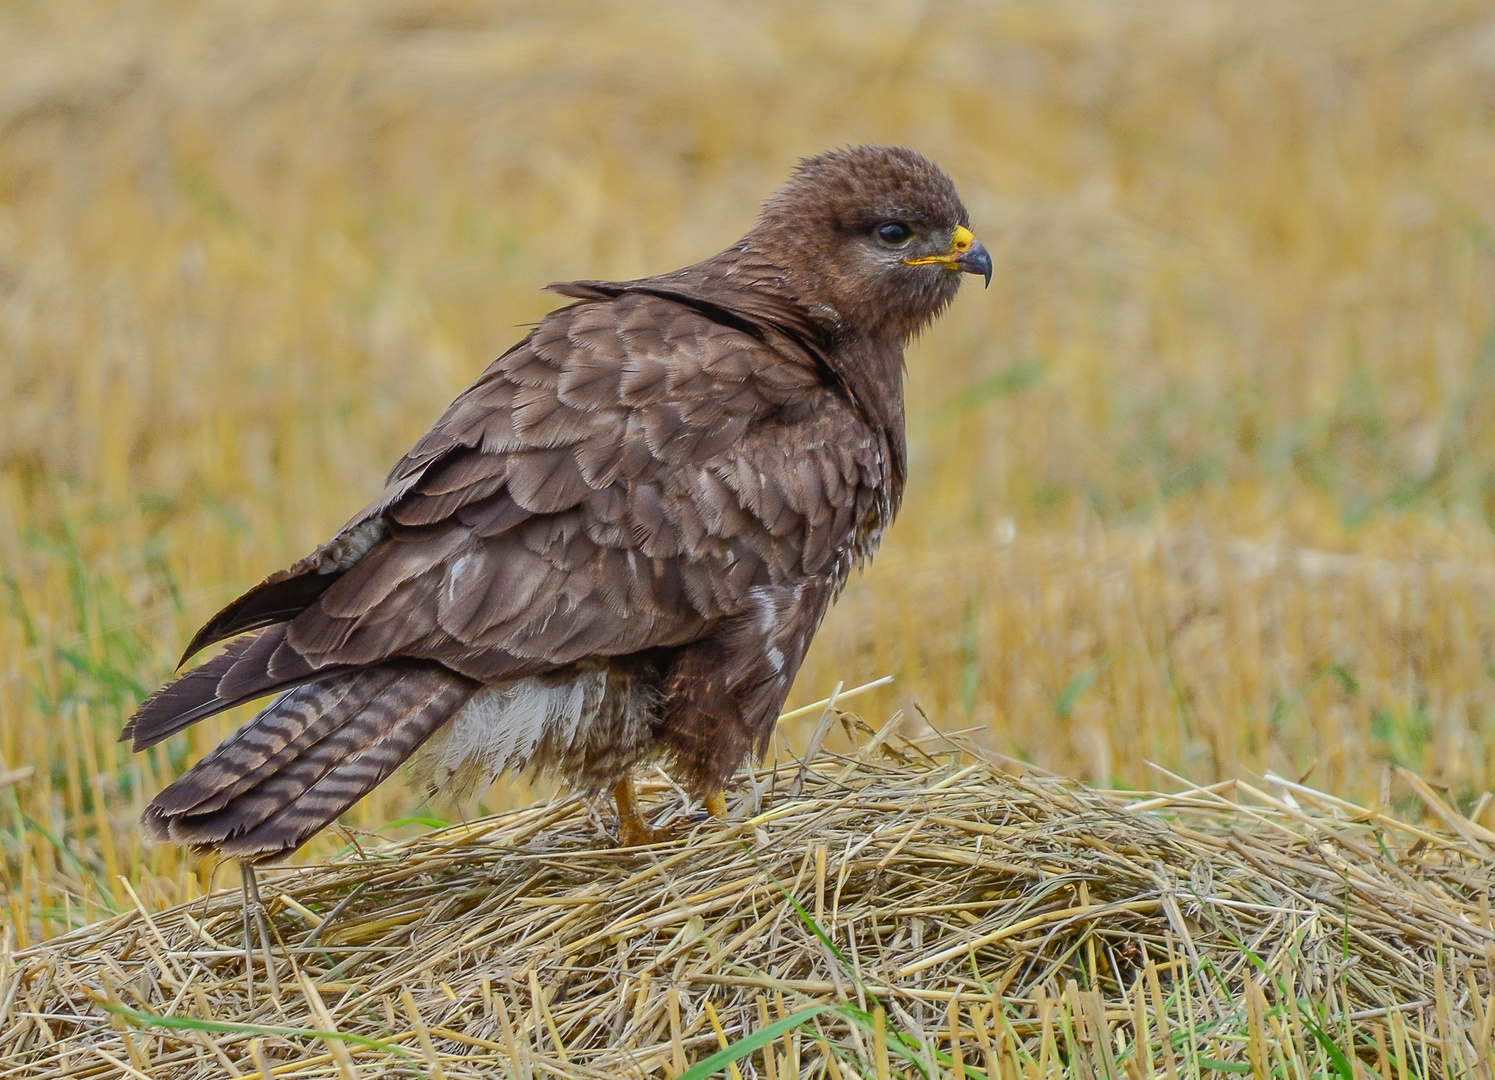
[617,817,678,847]
[613,776,676,847]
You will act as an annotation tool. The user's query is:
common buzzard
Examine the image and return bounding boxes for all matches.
[124,145,991,858]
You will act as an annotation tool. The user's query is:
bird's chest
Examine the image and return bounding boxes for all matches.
[831,444,896,596]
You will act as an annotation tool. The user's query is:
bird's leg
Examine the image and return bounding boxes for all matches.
[612,775,673,847]
[239,865,255,1010]
[704,790,728,820]
[240,859,281,1005]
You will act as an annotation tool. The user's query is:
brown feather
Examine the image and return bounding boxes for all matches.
[123,626,336,751]
[145,664,475,860]
[177,571,337,666]
[126,144,982,855]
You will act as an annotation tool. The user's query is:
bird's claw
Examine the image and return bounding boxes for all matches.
[612,778,729,846]
[613,775,680,847]
[616,817,679,847]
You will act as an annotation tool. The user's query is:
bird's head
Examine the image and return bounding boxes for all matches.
[747,145,990,345]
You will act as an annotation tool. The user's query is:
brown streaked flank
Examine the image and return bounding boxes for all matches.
[122,144,990,859]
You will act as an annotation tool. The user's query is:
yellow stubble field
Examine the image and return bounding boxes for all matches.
[3,0,1495,932]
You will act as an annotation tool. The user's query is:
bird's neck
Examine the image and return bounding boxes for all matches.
[836,333,909,499]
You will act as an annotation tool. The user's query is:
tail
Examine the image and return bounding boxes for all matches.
[123,625,335,752]
[143,663,477,860]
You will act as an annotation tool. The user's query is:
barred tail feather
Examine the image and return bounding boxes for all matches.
[122,625,329,752]
[143,663,477,860]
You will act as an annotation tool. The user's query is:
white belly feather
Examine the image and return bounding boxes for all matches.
[408,668,612,801]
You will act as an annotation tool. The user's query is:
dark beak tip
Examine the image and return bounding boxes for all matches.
[958,240,993,289]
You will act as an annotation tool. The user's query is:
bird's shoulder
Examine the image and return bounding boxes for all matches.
[369,288,864,527]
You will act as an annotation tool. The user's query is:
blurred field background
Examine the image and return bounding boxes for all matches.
[4,0,1495,936]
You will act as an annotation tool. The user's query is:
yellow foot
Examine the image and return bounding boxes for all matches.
[704,790,728,820]
[612,776,676,847]
[617,817,678,847]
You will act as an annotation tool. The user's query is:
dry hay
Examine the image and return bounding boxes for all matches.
[4,724,1495,1079]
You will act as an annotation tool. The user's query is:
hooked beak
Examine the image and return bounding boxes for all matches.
[956,238,993,287]
[903,224,993,287]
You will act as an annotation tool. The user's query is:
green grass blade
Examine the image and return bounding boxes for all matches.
[1211,918,1357,1080]
[94,997,415,1059]
[677,1005,829,1080]
[377,815,453,831]
[741,845,865,992]
[1197,1057,1251,1075]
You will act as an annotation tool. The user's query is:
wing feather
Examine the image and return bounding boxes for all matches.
[161,287,883,701]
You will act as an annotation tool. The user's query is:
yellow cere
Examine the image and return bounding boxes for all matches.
[905,224,977,267]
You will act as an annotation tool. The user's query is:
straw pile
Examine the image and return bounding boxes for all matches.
[4,722,1495,1079]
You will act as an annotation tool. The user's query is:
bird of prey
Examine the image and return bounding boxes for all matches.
[123,145,991,860]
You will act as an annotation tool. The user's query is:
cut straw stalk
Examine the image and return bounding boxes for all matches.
[4,733,1491,1078]
[776,675,893,724]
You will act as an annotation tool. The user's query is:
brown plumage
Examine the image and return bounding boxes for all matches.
[124,145,992,859]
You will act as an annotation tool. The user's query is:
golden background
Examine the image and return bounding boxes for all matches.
[4,0,1495,931]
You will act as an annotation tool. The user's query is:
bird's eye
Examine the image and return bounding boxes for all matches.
[876,222,913,246]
